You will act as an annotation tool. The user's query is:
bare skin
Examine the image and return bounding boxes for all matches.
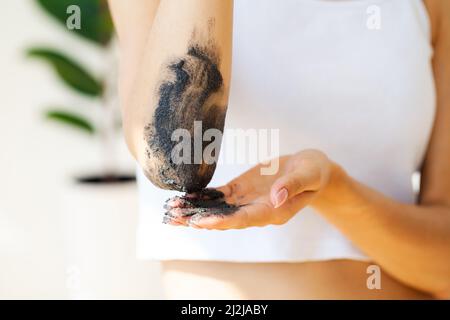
[109,0,450,299]
[162,260,431,300]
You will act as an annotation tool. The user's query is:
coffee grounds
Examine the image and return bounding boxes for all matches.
[163,188,241,224]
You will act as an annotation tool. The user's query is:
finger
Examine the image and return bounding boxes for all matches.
[270,166,322,208]
[188,210,247,230]
[191,190,319,230]
[162,214,188,226]
[165,190,227,210]
[168,187,226,201]
[188,202,272,230]
[168,207,205,217]
[165,196,194,209]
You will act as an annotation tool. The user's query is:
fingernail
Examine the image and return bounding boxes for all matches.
[273,188,288,208]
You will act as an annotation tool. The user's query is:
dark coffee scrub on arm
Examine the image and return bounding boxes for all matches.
[144,29,224,192]
[142,22,240,220]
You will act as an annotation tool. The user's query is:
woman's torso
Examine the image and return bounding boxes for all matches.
[139,0,436,298]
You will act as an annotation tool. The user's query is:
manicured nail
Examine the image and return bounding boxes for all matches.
[273,188,288,208]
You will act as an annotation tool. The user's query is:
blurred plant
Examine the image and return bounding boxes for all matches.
[27,0,125,179]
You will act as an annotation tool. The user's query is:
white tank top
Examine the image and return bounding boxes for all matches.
[136,0,435,262]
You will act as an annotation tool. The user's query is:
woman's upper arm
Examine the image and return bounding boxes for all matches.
[420,0,450,206]
[107,1,161,117]
[108,0,160,46]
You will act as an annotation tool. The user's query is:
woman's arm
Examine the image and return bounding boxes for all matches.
[312,167,450,298]
[312,0,450,297]
[110,0,233,192]
[108,0,160,109]
[316,1,450,297]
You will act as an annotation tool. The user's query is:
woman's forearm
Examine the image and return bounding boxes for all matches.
[123,0,233,192]
[313,164,450,296]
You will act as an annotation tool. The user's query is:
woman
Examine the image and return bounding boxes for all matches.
[108,0,450,299]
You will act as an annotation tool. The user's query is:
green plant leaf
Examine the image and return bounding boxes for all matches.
[27,48,103,97]
[35,0,113,46]
[45,109,95,134]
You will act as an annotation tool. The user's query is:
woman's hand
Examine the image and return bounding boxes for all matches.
[166,149,343,230]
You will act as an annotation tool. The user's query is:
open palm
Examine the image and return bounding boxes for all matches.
[164,150,333,230]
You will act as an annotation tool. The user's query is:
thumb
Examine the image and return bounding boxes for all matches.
[270,167,322,208]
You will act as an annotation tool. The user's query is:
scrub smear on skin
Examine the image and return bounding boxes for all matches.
[163,188,241,225]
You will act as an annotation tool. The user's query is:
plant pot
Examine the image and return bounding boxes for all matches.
[61,174,162,299]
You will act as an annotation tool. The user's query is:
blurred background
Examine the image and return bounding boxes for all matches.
[0,0,162,299]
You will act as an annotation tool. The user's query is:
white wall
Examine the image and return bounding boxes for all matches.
[0,0,162,299]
